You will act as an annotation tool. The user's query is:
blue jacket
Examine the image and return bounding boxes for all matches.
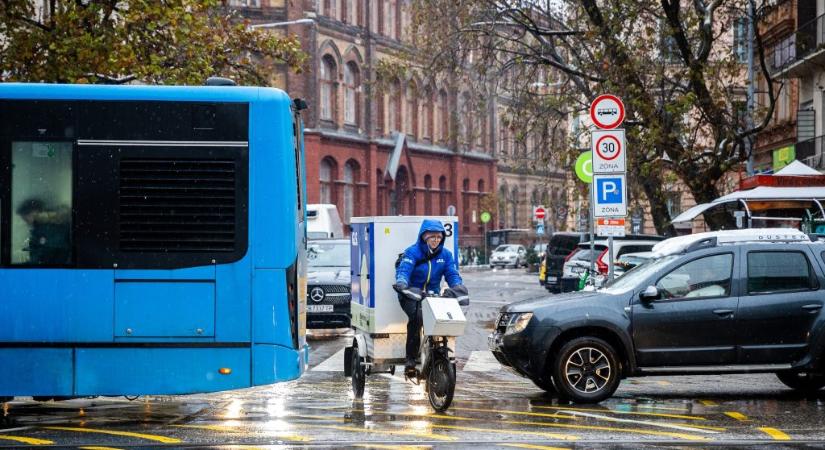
[395,219,463,293]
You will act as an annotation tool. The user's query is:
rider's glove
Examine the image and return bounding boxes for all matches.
[393,281,408,293]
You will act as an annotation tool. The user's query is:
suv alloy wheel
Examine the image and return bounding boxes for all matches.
[553,337,621,403]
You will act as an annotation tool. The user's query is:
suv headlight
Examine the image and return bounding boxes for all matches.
[504,312,533,335]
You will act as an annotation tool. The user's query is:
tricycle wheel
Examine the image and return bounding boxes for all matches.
[351,341,365,399]
[427,355,455,412]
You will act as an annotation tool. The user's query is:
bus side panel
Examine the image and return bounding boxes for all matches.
[0,269,114,342]
[216,256,252,342]
[251,268,291,347]
[75,348,250,395]
[250,98,297,270]
[252,344,302,385]
[0,348,73,396]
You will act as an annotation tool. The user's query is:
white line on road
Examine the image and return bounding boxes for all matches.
[311,348,346,371]
[461,351,502,372]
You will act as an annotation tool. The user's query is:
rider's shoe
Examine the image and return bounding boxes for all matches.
[404,357,416,377]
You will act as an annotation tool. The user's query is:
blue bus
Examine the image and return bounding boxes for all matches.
[0,83,309,398]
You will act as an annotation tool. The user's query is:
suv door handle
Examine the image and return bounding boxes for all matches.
[802,304,823,312]
[713,309,734,317]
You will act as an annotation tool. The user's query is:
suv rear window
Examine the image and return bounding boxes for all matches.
[748,251,816,294]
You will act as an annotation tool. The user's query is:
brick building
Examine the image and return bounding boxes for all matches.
[232,0,499,247]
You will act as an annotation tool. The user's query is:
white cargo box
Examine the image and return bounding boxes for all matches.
[422,296,466,337]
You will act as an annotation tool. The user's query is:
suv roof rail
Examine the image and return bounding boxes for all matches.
[653,228,811,256]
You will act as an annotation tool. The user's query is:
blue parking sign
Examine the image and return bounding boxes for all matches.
[593,174,627,217]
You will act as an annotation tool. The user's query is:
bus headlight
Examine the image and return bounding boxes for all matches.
[505,313,533,335]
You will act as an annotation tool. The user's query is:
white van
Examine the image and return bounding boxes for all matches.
[307,204,345,239]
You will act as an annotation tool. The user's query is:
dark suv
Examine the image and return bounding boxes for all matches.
[490,229,825,403]
[542,233,583,293]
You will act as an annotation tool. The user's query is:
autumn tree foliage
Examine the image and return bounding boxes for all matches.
[409,0,781,233]
[0,0,306,85]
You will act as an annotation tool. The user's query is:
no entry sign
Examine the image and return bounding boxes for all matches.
[590,94,625,130]
[592,129,626,174]
[533,206,547,221]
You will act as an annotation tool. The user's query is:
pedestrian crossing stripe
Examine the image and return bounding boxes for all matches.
[311,349,503,372]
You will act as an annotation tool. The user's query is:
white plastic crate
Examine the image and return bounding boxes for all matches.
[422,296,466,336]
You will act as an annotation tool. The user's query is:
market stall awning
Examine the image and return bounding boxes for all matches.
[671,186,825,223]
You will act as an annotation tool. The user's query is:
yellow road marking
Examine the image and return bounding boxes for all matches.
[43,426,181,444]
[532,405,707,421]
[0,435,53,445]
[699,400,718,407]
[448,408,708,441]
[758,427,791,440]
[354,445,432,450]
[502,444,570,450]
[172,424,311,442]
[724,412,749,421]
[300,423,456,441]
[428,423,577,441]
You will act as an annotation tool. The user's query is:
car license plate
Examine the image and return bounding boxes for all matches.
[307,304,333,313]
[547,276,558,282]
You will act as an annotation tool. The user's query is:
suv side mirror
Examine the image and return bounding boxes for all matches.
[640,285,660,302]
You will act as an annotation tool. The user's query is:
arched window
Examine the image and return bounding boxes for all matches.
[478,179,485,194]
[459,92,471,148]
[376,169,385,215]
[424,174,433,215]
[344,62,360,126]
[499,118,509,157]
[438,90,448,144]
[320,157,337,204]
[387,79,400,132]
[319,55,337,122]
[422,87,433,141]
[394,166,410,215]
[439,175,448,216]
[498,184,508,228]
[405,81,418,138]
[383,0,395,38]
[509,187,519,227]
[342,160,360,223]
[476,110,486,149]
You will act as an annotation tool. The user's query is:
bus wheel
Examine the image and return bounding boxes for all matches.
[351,342,365,399]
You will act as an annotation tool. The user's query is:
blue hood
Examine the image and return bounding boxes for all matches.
[417,219,446,256]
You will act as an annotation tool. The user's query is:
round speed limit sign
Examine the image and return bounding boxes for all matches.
[591,129,625,173]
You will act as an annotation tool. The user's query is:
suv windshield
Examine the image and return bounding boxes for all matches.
[307,241,349,267]
[601,255,680,293]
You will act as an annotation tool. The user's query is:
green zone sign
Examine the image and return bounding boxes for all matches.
[575,151,593,184]
[480,211,491,224]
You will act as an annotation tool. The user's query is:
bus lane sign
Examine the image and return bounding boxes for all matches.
[592,129,625,174]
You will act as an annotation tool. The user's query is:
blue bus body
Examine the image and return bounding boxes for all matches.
[0,84,308,396]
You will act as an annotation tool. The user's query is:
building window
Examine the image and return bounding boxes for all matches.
[320,157,336,204]
[346,0,358,25]
[383,0,395,38]
[342,160,360,223]
[498,185,507,228]
[733,17,748,63]
[459,93,470,148]
[438,90,448,144]
[509,187,518,227]
[344,62,360,126]
[422,87,432,141]
[406,82,418,138]
[388,79,400,132]
[319,55,337,122]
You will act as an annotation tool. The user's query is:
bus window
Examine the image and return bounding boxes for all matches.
[10,142,72,266]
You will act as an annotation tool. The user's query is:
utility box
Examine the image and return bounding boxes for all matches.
[422,297,466,337]
[350,216,459,334]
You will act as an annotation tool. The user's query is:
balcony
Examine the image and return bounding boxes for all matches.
[798,135,825,170]
[770,13,825,77]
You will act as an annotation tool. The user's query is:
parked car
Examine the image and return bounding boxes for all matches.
[307,204,344,239]
[306,239,351,329]
[490,228,825,403]
[560,236,665,291]
[541,232,583,291]
[613,251,654,278]
[490,244,527,268]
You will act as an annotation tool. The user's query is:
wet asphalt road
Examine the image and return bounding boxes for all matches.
[3,268,825,449]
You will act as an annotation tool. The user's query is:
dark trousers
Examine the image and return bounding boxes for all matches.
[398,295,423,362]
